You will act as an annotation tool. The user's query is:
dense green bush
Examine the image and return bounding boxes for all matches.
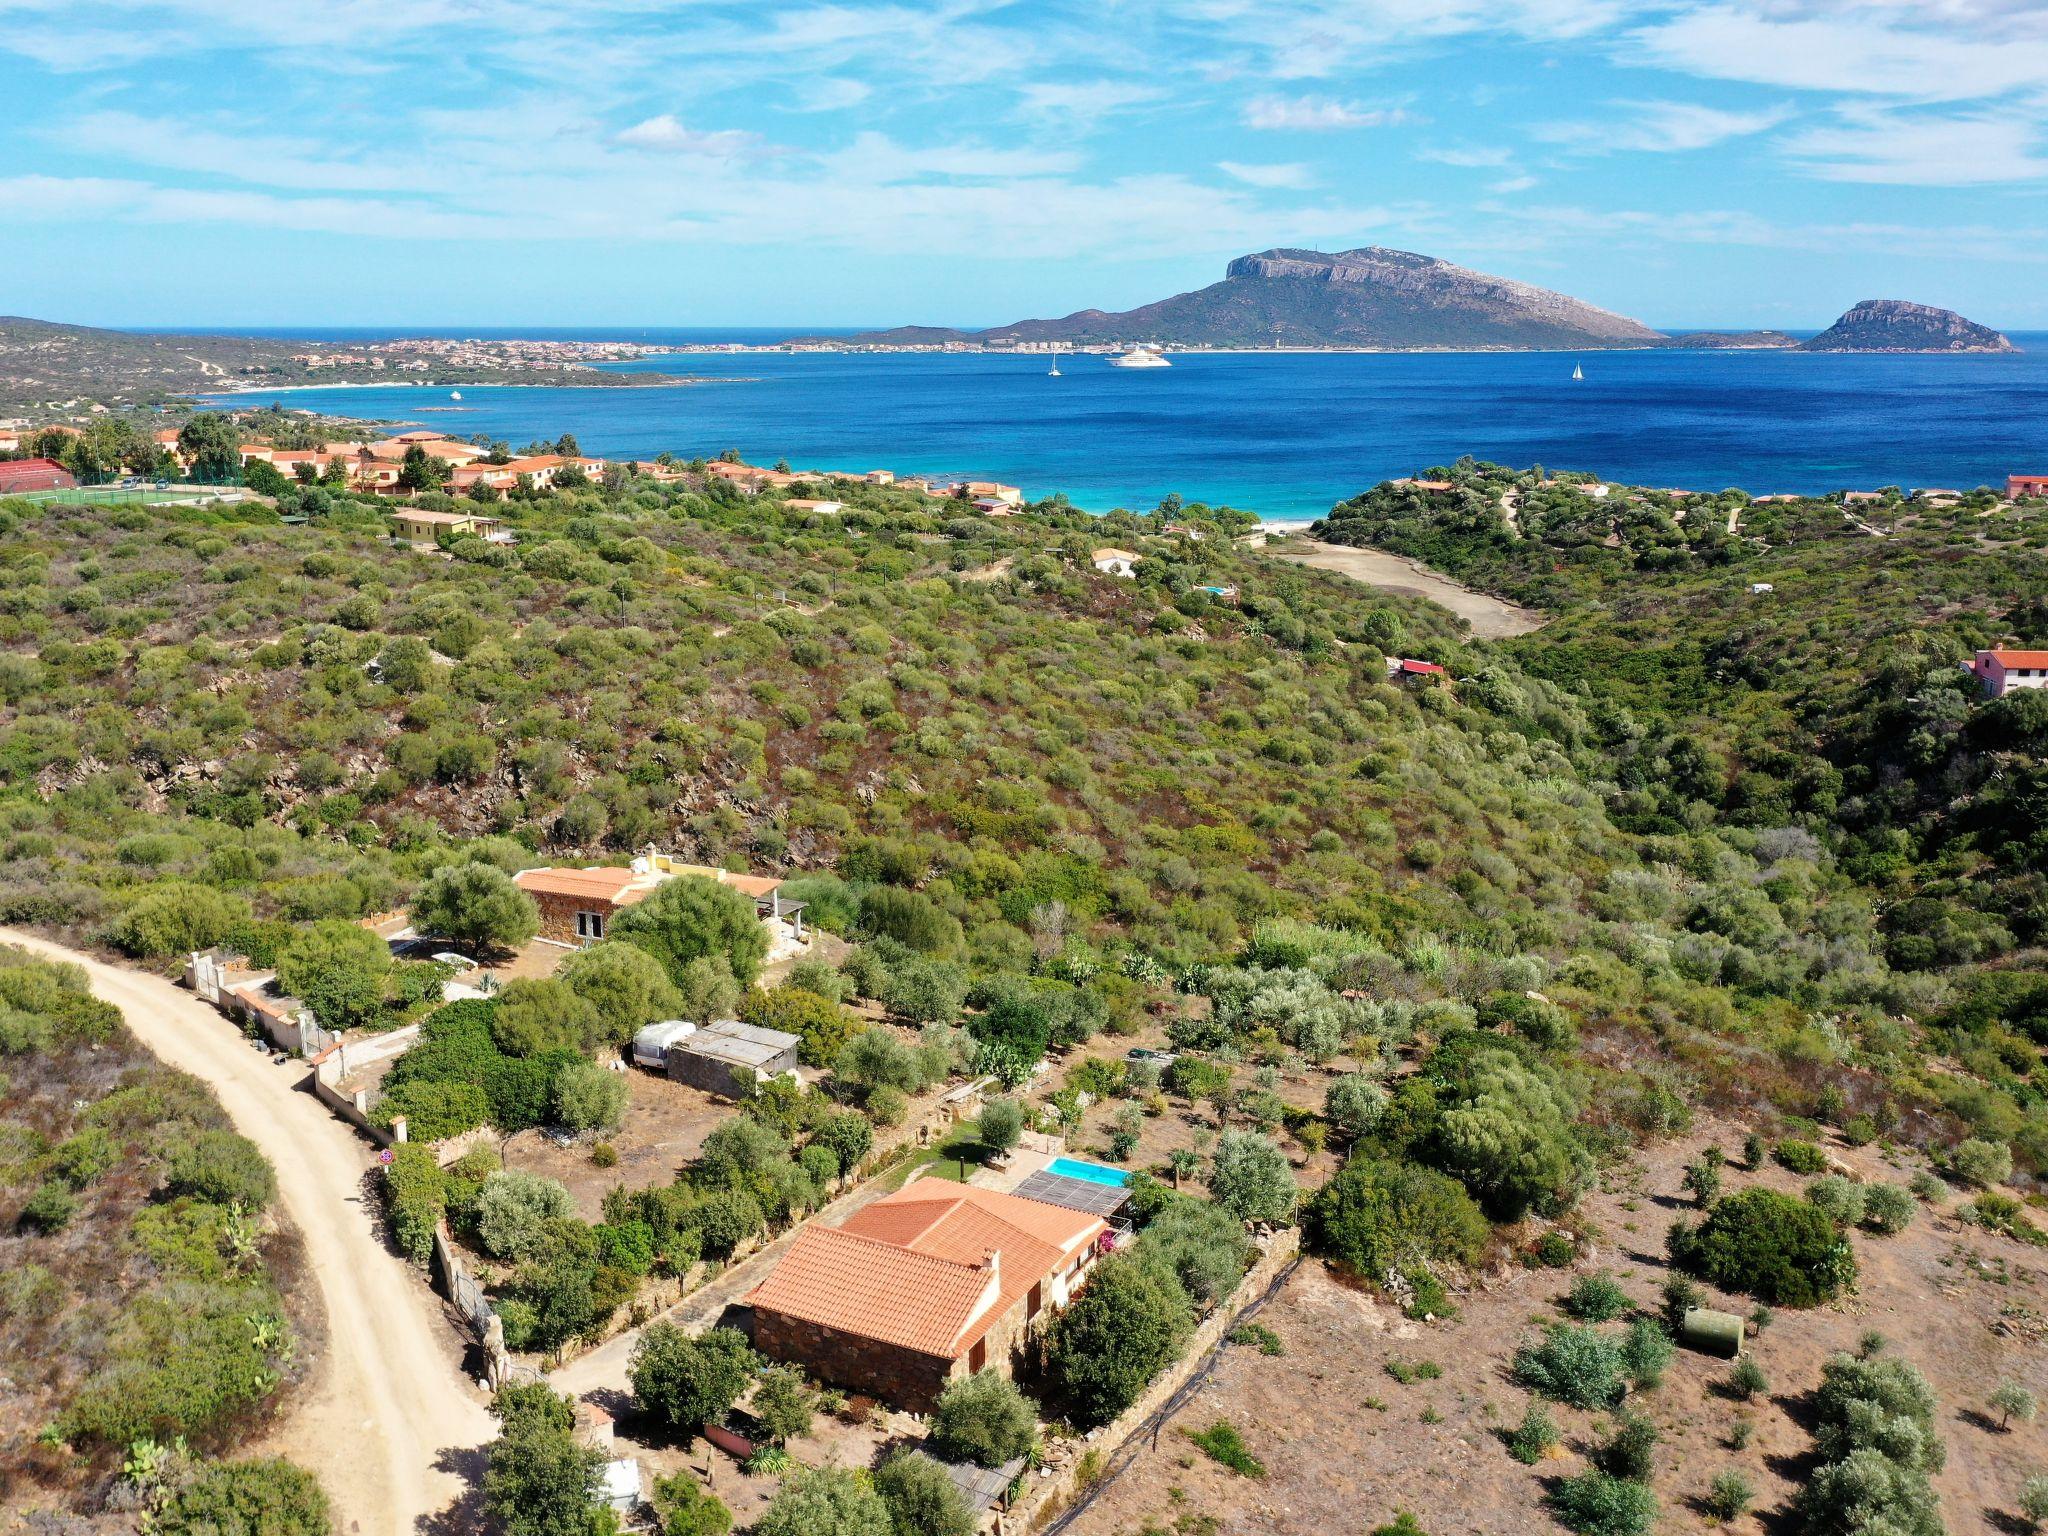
[1208,1130,1297,1225]
[874,1451,974,1536]
[629,1323,759,1432]
[1306,1156,1489,1277]
[1043,1253,1193,1428]
[156,1458,331,1536]
[1549,1472,1655,1536]
[756,1466,891,1536]
[474,1172,576,1262]
[613,876,770,988]
[1512,1324,1625,1409]
[165,1130,277,1211]
[929,1370,1037,1468]
[108,882,252,959]
[1563,1272,1629,1322]
[1669,1187,1856,1307]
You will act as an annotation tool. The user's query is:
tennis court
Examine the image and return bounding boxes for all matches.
[7,484,244,506]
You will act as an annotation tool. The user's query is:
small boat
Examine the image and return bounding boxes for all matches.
[1048,353,1062,377]
[450,389,463,400]
[1571,362,1583,381]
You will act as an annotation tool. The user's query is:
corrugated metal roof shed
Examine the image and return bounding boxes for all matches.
[677,1017,800,1069]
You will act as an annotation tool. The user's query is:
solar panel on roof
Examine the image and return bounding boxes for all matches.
[1011,1169,1131,1219]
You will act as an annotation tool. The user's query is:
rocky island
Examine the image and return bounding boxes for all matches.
[831,246,1671,352]
[1799,298,2016,353]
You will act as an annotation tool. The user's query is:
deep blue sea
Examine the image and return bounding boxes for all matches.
[201,332,2048,521]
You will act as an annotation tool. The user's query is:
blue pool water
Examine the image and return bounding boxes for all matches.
[1046,1157,1133,1188]
[206,338,2048,520]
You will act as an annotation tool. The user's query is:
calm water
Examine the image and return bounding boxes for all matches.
[206,340,2048,521]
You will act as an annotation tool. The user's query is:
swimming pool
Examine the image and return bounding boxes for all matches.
[1045,1157,1132,1188]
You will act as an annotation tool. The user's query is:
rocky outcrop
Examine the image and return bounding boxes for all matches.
[1800,299,2016,353]
[837,246,1668,351]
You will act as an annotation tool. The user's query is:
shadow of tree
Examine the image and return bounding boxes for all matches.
[416,1442,489,1536]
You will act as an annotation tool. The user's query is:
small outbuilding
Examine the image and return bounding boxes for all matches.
[663,1018,800,1097]
[631,1019,697,1071]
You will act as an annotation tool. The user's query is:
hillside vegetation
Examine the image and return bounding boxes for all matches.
[0,946,318,1525]
[6,451,2048,1536]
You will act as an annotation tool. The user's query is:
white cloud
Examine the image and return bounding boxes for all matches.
[1628,5,2048,101]
[1490,173,1539,193]
[1243,94,1404,130]
[1015,79,1164,120]
[1542,99,1793,153]
[1419,143,1515,167]
[1218,159,1316,188]
[614,115,770,158]
[1782,104,2048,183]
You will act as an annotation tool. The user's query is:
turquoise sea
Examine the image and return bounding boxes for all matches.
[204,334,2048,521]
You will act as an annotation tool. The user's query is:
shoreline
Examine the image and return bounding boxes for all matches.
[204,373,733,396]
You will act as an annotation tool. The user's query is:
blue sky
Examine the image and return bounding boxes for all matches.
[2,0,2046,330]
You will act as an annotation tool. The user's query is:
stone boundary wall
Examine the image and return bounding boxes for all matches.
[1004,1226,1305,1535]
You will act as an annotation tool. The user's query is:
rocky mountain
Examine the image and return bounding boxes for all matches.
[1799,299,2015,353]
[839,246,1669,351]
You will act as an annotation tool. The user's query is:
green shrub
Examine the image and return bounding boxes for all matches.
[1774,1139,1828,1175]
[165,1130,276,1211]
[156,1458,330,1536]
[613,876,771,988]
[929,1369,1038,1468]
[872,1451,972,1536]
[1512,1324,1624,1409]
[1622,1317,1674,1390]
[382,1144,449,1264]
[1806,1175,1866,1228]
[1727,1356,1769,1400]
[1506,1400,1558,1463]
[1043,1253,1193,1428]
[1549,1472,1655,1536]
[108,883,252,959]
[651,1471,733,1536]
[1564,1272,1629,1321]
[1860,1183,1916,1235]
[1953,1137,2014,1189]
[473,1171,575,1262]
[1669,1187,1856,1307]
[1209,1130,1297,1225]
[1186,1419,1265,1477]
[1704,1469,1753,1522]
[19,1180,78,1232]
[1594,1412,1658,1481]
[755,1466,891,1536]
[1306,1155,1489,1278]
[552,1060,628,1134]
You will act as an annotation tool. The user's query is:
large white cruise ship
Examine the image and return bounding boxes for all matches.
[1109,345,1171,368]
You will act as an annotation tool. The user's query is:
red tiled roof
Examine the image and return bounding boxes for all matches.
[749,1182,1102,1359]
[513,867,654,904]
[1986,649,2048,667]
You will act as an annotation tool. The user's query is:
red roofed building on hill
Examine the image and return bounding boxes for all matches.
[1970,648,2048,698]
[748,1181,1107,1409]
[0,458,78,494]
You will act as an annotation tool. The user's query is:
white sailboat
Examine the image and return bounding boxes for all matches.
[1570,362,1583,381]
[450,389,463,400]
[1048,351,1062,377]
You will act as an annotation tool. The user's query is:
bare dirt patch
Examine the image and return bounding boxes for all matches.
[1061,1115,2048,1536]
[1261,536,1545,638]
[501,1069,741,1221]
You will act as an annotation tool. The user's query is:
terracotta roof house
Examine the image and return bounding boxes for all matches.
[513,865,665,943]
[2009,475,2048,500]
[510,854,807,948]
[1388,657,1449,681]
[0,457,78,493]
[1970,648,2048,698]
[749,1182,1107,1409]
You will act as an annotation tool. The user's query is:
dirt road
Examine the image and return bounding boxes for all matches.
[0,930,494,1536]
[1260,535,1545,638]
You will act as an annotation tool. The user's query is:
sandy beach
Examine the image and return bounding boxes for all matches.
[1256,533,1545,638]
